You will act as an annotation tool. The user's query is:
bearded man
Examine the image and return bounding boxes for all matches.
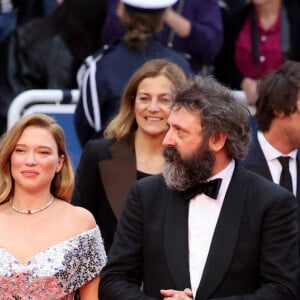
[100,75,299,300]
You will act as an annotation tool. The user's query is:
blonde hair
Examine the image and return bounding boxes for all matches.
[0,113,74,204]
[104,59,187,139]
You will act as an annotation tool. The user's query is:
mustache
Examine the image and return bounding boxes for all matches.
[163,147,181,163]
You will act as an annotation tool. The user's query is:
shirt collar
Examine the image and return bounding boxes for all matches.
[257,131,297,161]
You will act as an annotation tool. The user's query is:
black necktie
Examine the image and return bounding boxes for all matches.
[278,156,293,193]
[180,178,222,201]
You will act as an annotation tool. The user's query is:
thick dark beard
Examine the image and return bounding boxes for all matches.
[163,141,215,191]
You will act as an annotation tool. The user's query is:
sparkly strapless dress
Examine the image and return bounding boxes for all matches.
[0,226,107,300]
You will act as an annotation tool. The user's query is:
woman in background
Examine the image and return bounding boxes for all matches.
[214,0,300,105]
[72,59,186,253]
[74,0,191,146]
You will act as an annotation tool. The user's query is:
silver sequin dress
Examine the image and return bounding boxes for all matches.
[0,226,107,299]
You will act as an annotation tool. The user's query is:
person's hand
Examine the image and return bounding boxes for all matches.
[162,7,191,38]
[160,288,193,299]
[241,77,258,106]
[163,7,174,22]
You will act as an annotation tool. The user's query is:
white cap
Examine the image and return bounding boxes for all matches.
[122,0,177,9]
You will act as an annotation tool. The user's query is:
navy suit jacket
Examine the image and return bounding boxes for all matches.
[100,162,299,300]
[242,135,300,220]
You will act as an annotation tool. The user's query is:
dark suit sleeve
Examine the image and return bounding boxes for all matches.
[99,181,157,300]
[236,164,299,299]
[211,190,299,299]
[254,193,298,299]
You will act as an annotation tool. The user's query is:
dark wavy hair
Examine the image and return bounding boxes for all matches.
[172,75,251,160]
[255,60,300,131]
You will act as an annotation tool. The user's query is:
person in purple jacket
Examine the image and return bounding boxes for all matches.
[100,0,223,74]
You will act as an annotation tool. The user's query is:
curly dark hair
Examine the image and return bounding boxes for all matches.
[172,75,251,160]
[255,60,300,132]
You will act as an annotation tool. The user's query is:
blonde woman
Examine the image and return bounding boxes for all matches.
[0,113,106,299]
[72,59,186,253]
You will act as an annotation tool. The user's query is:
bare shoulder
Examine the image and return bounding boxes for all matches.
[70,205,96,228]
[55,200,97,233]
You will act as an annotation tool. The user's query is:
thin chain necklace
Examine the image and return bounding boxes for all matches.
[9,196,54,215]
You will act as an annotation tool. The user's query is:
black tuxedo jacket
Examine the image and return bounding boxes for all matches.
[242,135,300,226]
[100,162,299,299]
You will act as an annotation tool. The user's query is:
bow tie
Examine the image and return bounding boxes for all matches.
[179,178,222,201]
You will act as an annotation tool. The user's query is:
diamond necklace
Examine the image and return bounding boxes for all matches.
[9,196,54,215]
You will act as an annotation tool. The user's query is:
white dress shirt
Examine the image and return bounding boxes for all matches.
[188,160,235,296]
[257,131,297,195]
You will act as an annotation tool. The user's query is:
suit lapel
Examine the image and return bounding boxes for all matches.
[165,190,191,290]
[99,136,136,220]
[195,163,247,300]
[244,136,273,180]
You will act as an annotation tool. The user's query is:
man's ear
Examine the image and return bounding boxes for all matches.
[209,132,227,152]
[274,109,286,119]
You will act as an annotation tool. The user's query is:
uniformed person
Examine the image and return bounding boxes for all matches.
[74,0,191,147]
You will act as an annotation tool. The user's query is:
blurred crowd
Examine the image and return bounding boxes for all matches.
[1,0,299,140]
